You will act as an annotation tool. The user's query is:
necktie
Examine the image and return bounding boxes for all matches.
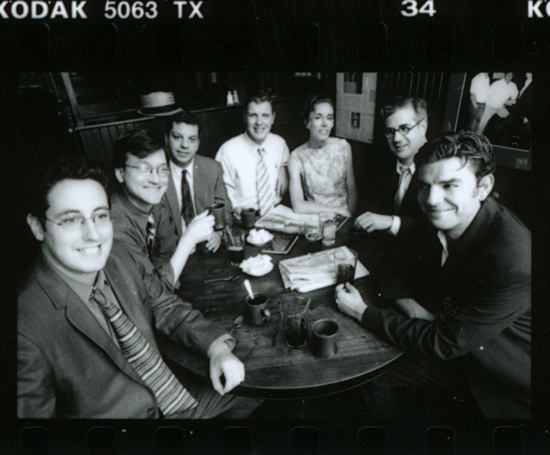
[91,287,198,415]
[256,148,273,216]
[181,169,195,225]
[145,213,156,258]
[394,166,412,213]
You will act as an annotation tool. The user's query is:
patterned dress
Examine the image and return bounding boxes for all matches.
[290,137,351,209]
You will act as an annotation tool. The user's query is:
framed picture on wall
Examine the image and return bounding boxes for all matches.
[444,72,532,171]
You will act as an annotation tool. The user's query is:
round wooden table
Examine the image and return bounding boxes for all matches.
[161,220,403,399]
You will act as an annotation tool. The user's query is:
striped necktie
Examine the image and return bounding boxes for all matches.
[91,287,198,416]
[256,148,273,216]
[145,213,156,258]
[394,166,412,213]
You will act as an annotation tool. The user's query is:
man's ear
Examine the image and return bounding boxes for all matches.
[27,214,45,241]
[114,167,124,184]
[477,174,495,201]
[272,111,276,123]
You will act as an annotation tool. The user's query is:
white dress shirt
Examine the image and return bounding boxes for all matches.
[389,161,416,236]
[215,132,289,210]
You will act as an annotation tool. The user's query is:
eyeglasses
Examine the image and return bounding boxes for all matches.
[125,164,171,177]
[384,118,424,139]
[45,210,113,230]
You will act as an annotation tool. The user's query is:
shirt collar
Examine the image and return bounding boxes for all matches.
[396,161,416,175]
[243,131,269,151]
[170,158,195,180]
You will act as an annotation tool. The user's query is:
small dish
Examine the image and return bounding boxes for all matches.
[240,254,274,277]
[242,262,274,277]
[247,229,274,247]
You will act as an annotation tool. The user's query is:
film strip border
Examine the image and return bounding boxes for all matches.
[0,0,548,68]
[16,422,539,454]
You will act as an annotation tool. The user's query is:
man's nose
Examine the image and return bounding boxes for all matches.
[148,169,160,183]
[180,139,188,148]
[82,218,100,240]
[425,186,443,206]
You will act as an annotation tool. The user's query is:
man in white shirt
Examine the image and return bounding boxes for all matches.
[468,72,490,132]
[160,110,232,253]
[477,72,518,135]
[215,90,289,218]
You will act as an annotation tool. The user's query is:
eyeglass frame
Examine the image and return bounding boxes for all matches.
[44,210,113,230]
[384,117,425,139]
[125,164,171,177]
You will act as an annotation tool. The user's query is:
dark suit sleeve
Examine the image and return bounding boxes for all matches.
[117,244,228,356]
[361,265,530,361]
[18,333,56,418]
[213,161,233,227]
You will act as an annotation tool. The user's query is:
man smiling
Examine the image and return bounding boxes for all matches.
[336,131,531,419]
[355,97,429,237]
[112,129,214,290]
[216,90,289,217]
[18,156,256,418]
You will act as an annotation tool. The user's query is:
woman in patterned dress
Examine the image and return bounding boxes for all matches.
[288,95,358,216]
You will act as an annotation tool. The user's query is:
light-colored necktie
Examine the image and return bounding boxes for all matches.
[256,148,273,216]
[91,287,198,416]
[145,213,156,258]
[394,166,412,213]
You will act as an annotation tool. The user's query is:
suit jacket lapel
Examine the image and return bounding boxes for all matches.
[34,256,143,383]
[165,175,182,237]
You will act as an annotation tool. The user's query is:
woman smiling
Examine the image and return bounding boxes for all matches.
[288,95,358,216]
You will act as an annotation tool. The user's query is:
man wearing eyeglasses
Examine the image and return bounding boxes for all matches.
[19,156,257,418]
[355,97,429,239]
[111,129,214,290]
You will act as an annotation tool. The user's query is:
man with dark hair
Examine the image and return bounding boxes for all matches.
[335,130,531,419]
[215,90,289,218]
[18,156,257,418]
[355,96,429,238]
[112,129,214,290]
[162,111,231,252]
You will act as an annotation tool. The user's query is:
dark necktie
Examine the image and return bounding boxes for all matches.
[145,213,156,258]
[181,169,195,225]
[91,287,198,415]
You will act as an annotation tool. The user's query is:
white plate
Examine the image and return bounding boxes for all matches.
[242,262,274,277]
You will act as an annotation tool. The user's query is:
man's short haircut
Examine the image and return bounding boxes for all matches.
[244,90,275,112]
[112,129,165,170]
[381,96,427,121]
[28,155,109,222]
[302,95,334,124]
[164,110,202,138]
[418,130,496,182]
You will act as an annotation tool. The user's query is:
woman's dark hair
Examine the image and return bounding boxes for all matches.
[302,95,334,124]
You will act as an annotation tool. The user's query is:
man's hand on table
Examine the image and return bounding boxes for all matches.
[394,298,436,321]
[354,211,393,233]
[335,283,367,322]
[208,341,245,395]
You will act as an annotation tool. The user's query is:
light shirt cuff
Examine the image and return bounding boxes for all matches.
[207,334,235,358]
[388,215,401,236]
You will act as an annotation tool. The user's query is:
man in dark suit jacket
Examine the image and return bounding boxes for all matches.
[160,110,232,252]
[355,97,430,239]
[336,131,531,419]
[18,157,255,418]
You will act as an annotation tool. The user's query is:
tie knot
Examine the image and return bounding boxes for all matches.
[91,287,107,307]
[257,148,265,156]
[399,165,410,175]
